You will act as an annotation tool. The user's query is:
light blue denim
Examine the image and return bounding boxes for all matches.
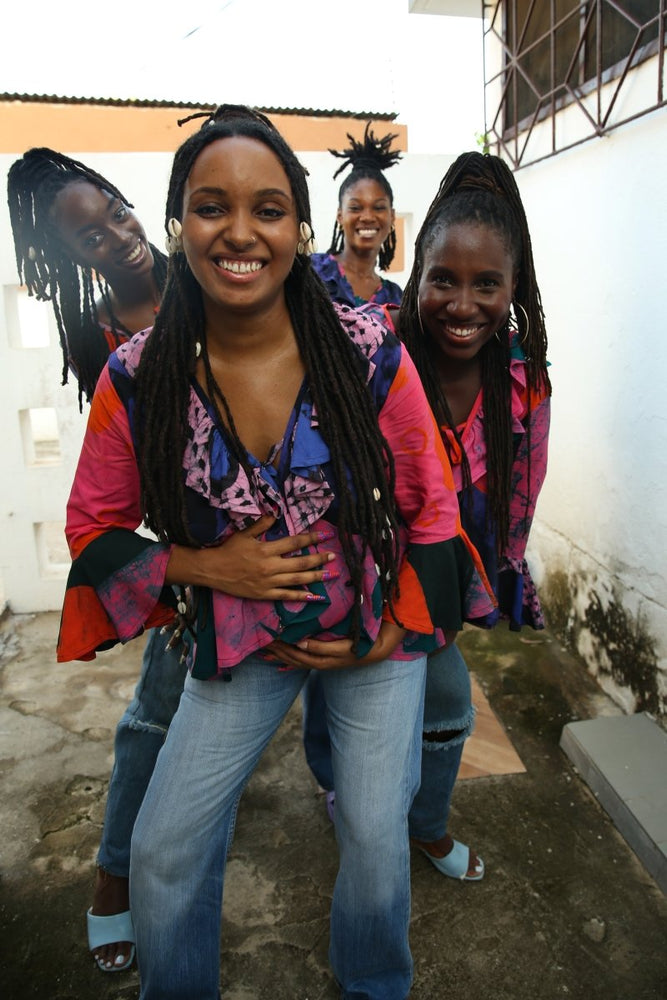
[302,642,474,843]
[130,653,427,1000]
[96,627,188,876]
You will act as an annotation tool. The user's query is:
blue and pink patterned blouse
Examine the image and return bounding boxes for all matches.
[58,304,495,673]
[310,253,403,308]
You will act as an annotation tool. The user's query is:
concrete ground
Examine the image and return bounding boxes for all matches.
[0,611,665,1000]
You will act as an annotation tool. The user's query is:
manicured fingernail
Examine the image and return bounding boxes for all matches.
[321,570,339,582]
[317,530,335,541]
[297,641,309,650]
[114,953,127,966]
[305,593,326,602]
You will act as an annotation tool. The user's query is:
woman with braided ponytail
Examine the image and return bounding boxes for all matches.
[303,151,550,884]
[8,145,333,975]
[57,107,494,999]
[396,151,551,880]
[310,121,403,307]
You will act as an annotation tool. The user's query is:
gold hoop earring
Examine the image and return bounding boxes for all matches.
[514,300,530,344]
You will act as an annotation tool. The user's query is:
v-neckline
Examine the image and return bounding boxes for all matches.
[191,374,308,478]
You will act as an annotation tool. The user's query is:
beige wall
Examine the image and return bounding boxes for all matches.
[0,99,407,154]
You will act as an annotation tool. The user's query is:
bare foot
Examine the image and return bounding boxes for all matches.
[411,832,483,879]
[89,868,134,971]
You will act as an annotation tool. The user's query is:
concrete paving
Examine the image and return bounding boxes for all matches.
[561,713,667,893]
[1,611,666,1000]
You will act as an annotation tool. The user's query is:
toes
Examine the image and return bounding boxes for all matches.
[467,851,484,878]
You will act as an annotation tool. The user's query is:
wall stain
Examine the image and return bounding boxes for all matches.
[541,572,662,716]
[583,592,660,714]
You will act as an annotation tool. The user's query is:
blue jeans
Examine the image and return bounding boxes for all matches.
[96,628,188,876]
[130,653,427,1000]
[303,643,474,843]
[408,642,474,842]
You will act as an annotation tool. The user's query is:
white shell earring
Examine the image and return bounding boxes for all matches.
[166,217,183,254]
[297,220,317,255]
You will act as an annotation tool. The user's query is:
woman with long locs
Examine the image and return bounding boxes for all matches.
[7,143,332,974]
[301,149,550,882]
[56,106,494,999]
[395,151,550,879]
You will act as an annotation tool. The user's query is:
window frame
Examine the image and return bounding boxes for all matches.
[483,0,666,167]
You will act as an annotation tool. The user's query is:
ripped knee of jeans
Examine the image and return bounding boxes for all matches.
[423,726,464,743]
[422,707,475,750]
[127,716,169,738]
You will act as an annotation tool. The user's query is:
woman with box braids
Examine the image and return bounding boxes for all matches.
[399,150,550,551]
[394,151,551,880]
[302,152,551,883]
[58,106,495,998]
[310,120,403,307]
[7,147,168,409]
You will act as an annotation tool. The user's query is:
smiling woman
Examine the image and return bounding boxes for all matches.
[181,136,300,326]
[56,104,496,1000]
[309,122,403,308]
[6,148,167,409]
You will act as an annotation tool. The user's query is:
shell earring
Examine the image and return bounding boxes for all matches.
[297,221,317,255]
[166,217,183,254]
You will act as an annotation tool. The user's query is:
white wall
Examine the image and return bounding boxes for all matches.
[513,106,667,714]
[0,145,454,615]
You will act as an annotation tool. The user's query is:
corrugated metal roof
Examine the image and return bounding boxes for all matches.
[0,93,397,121]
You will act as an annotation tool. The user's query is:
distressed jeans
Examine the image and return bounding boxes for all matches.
[408,642,475,842]
[302,642,475,842]
[96,628,188,876]
[130,653,427,1000]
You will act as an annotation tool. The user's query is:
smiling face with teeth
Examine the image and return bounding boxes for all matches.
[180,136,299,324]
[49,180,154,287]
[336,177,394,258]
[418,221,516,369]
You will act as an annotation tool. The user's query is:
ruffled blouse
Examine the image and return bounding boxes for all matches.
[58,304,496,672]
[359,304,550,631]
[310,253,403,308]
[444,354,550,630]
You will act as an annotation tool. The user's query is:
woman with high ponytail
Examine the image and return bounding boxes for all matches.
[310,121,403,307]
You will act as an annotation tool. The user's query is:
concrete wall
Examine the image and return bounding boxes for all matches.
[511,101,667,715]
[0,118,453,616]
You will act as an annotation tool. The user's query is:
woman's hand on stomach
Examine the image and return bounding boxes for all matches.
[166,515,337,601]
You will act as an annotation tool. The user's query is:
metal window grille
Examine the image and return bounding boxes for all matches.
[483,1,666,167]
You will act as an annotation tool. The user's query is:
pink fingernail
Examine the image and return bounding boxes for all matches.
[321,570,340,582]
[305,593,326,602]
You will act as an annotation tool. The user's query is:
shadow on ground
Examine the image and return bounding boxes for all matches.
[0,612,665,999]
